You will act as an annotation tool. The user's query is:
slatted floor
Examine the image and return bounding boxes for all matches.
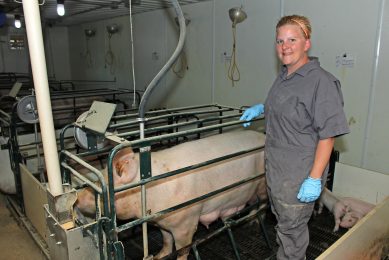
[120,208,348,260]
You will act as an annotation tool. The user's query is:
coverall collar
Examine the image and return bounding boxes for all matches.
[280,57,320,80]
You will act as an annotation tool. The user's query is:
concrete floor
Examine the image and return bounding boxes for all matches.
[0,193,46,260]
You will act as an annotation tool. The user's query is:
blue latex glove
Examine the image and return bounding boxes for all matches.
[239,104,264,127]
[297,177,322,203]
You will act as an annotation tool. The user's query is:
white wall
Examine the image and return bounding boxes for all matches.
[214,0,279,107]
[163,2,214,108]
[68,15,134,91]
[132,10,170,108]
[58,0,389,176]
[44,26,72,80]
[364,0,389,174]
[333,162,389,204]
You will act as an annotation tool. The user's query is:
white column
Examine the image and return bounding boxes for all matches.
[22,0,63,195]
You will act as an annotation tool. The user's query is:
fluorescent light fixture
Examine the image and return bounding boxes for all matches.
[57,0,65,16]
[14,15,21,28]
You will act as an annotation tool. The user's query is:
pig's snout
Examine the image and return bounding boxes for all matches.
[75,188,97,216]
[339,212,359,229]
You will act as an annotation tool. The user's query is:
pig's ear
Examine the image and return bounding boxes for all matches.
[113,147,135,178]
[114,147,134,161]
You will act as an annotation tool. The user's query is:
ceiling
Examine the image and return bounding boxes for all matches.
[0,0,210,26]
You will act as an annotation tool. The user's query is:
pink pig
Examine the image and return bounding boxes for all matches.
[318,187,375,232]
[76,130,267,260]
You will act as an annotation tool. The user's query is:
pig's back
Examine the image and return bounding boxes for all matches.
[153,130,265,167]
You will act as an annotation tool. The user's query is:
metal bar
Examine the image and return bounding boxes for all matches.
[112,103,220,120]
[111,118,262,148]
[0,116,10,126]
[257,211,272,250]
[60,150,109,217]
[114,113,240,138]
[226,227,241,260]
[192,244,202,260]
[106,143,119,260]
[61,163,102,194]
[116,173,264,232]
[115,145,263,192]
[135,1,186,257]
[0,109,11,120]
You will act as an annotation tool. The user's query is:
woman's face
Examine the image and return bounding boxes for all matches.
[276,24,311,75]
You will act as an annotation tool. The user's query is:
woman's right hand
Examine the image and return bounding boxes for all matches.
[239,104,264,127]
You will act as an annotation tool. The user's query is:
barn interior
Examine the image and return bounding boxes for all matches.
[0,0,389,259]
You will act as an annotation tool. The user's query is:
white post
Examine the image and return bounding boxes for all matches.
[22,0,63,195]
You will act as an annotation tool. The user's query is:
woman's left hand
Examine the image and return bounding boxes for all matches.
[297,177,322,202]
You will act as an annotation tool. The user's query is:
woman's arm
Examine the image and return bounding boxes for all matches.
[310,137,335,179]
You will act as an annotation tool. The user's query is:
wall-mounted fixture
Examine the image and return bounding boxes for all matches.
[106,24,119,36]
[57,0,65,16]
[105,24,120,74]
[227,6,247,86]
[14,15,21,29]
[84,29,96,68]
[228,6,247,27]
[85,29,96,38]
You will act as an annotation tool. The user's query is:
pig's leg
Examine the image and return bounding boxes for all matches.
[317,199,324,215]
[333,201,347,232]
[154,229,174,259]
[170,217,200,260]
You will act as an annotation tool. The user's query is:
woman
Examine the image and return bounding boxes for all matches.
[240,15,349,259]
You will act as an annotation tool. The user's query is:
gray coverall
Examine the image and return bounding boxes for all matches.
[264,58,350,260]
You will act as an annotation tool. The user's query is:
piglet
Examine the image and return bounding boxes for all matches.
[337,196,375,229]
[319,187,347,232]
[318,187,375,232]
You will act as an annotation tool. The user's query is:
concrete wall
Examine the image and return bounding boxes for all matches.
[28,0,389,176]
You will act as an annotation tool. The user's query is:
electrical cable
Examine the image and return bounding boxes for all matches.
[172,50,188,78]
[227,25,241,86]
[129,0,137,108]
[105,33,115,75]
[85,37,92,68]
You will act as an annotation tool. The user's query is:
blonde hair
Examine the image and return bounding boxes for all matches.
[276,15,312,39]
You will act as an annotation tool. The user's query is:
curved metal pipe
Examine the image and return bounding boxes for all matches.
[138,0,186,121]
